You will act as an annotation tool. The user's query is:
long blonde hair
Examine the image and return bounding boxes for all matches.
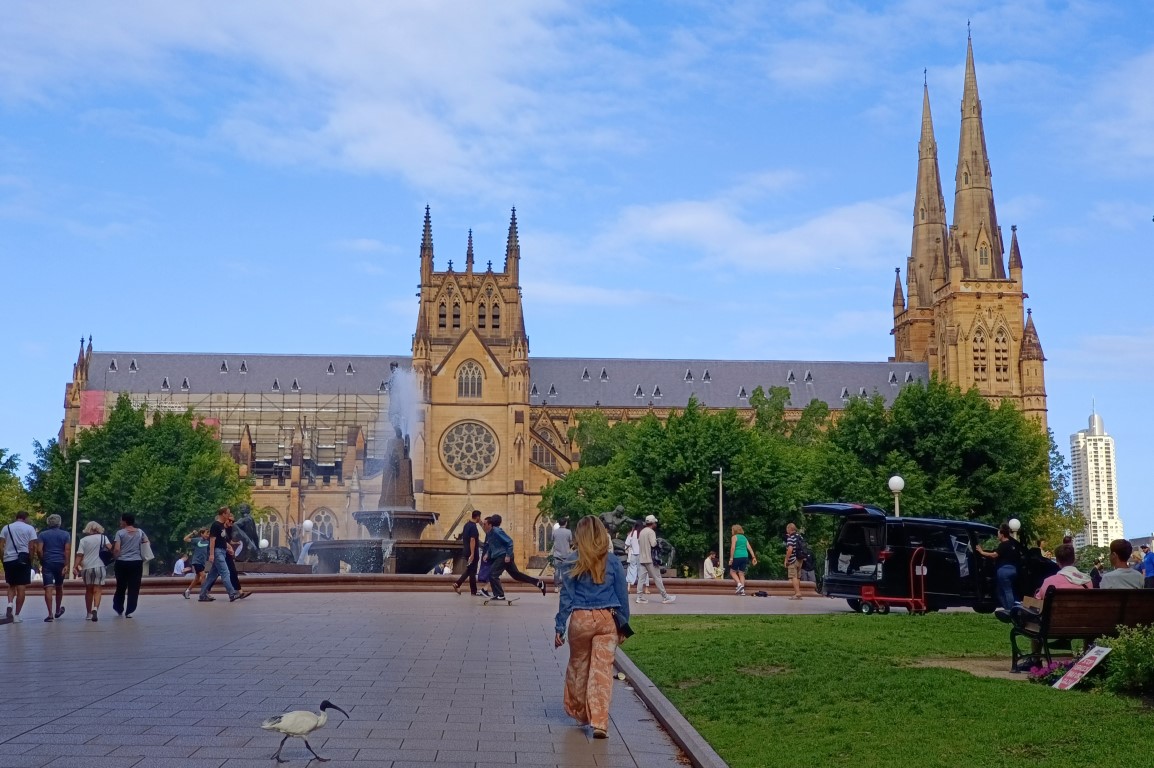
[570,516,610,584]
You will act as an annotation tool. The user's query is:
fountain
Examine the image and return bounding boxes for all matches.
[306,427,458,574]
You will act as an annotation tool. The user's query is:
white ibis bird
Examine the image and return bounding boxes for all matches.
[261,699,349,763]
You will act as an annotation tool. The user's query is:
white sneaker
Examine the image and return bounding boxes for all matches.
[635,597,648,604]
[662,595,677,604]
[12,614,22,623]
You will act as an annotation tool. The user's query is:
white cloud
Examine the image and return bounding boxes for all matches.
[523,280,667,307]
[1084,48,1154,175]
[1088,200,1150,231]
[1049,330,1154,382]
[599,193,908,273]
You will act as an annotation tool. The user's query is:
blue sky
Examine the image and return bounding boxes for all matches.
[1,2,1151,535]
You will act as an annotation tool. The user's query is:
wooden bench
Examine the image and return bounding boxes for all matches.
[1010,587,1154,668]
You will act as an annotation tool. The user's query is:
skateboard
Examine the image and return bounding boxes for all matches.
[482,596,519,606]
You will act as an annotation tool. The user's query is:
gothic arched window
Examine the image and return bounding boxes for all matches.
[979,245,989,266]
[994,329,1010,383]
[457,361,482,399]
[920,207,926,221]
[258,514,282,549]
[310,509,335,541]
[452,303,461,329]
[478,302,487,329]
[972,329,988,383]
[491,303,501,330]
[438,303,447,329]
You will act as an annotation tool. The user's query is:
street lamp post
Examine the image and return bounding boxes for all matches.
[70,458,91,578]
[711,468,723,566]
[888,475,905,518]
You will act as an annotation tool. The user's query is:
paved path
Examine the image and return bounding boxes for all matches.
[0,589,845,767]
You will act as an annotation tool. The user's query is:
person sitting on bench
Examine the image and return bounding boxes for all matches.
[1006,543,1089,671]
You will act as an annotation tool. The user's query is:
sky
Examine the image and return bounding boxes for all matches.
[1,2,1151,534]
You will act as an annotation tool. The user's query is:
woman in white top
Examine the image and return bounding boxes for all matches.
[73,521,112,621]
[624,522,648,599]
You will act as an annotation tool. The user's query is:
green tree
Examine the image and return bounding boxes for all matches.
[26,394,251,564]
[0,449,31,521]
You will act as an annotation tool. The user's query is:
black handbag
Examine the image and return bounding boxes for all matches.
[99,535,115,566]
[5,526,30,565]
[611,608,634,638]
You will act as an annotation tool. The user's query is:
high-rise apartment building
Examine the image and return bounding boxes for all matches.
[1070,412,1122,548]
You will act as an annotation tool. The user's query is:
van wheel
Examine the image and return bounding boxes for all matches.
[847,598,863,613]
[860,602,875,615]
[878,604,890,614]
[973,602,996,614]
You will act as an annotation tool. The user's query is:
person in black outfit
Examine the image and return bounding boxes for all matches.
[453,510,482,595]
[976,523,1022,617]
[482,514,546,596]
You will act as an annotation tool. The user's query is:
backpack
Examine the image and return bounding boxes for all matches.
[795,535,814,570]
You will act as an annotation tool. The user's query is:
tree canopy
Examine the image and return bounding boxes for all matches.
[539,377,1080,572]
[0,449,30,522]
[25,394,251,565]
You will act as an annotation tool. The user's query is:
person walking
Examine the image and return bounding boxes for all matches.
[550,518,573,593]
[112,513,150,618]
[2,510,39,623]
[638,515,675,604]
[182,528,210,599]
[37,514,71,621]
[452,510,482,595]
[223,509,246,595]
[74,521,111,621]
[1141,544,1154,589]
[728,525,757,596]
[554,516,630,740]
[624,522,648,601]
[199,507,246,603]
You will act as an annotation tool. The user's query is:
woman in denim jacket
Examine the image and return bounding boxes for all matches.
[554,516,630,739]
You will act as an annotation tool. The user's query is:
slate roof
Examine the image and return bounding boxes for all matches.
[528,357,928,410]
[86,352,929,411]
[86,353,411,396]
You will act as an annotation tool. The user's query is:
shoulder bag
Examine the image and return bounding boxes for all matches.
[5,525,31,566]
[99,535,115,566]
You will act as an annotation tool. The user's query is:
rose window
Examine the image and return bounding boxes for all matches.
[441,420,499,479]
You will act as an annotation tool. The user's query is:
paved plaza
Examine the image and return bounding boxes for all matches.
[0,588,841,767]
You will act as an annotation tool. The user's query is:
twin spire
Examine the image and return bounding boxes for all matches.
[418,206,520,281]
[904,34,1012,308]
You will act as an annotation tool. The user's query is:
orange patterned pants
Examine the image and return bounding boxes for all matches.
[564,608,618,731]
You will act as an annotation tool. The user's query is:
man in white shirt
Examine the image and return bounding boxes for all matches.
[2,511,40,623]
[173,555,193,578]
[638,515,675,604]
[703,552,722,579]
[550,518,573,593]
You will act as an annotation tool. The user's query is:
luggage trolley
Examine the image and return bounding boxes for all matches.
[859,546,928,615]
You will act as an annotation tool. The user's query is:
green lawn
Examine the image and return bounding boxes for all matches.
[623,613,1149,768]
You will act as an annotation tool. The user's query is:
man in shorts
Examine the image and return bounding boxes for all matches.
[784,522,803,600]
[183,528,210,599]
[2,511,39,623]
[37,514,71,622]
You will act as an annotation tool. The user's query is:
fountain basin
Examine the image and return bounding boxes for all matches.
[353,509,438,540]
[308,538,458,575]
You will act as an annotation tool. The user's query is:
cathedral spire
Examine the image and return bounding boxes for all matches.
[909,81,948,304]
[503,207,520,282]
[1008,224,1023,269]
[420,205,434,283]
[1021,309,1045,361]
[952,35,1005,280]
[892,268,905,316]
[465,229,474,273]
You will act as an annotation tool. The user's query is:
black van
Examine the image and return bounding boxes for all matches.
[805,503,1002,613]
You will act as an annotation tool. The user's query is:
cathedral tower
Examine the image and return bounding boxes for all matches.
[412,208,539,556]
[892,36,1047,429]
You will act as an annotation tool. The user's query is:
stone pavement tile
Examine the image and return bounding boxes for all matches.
[41,758,144,768]
[0,757,55,768]
[132,760,226,768]
[353,747,435,762]
[107,745,198,758]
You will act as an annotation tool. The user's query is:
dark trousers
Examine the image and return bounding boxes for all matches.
[1145,576,1154,589]
[226,555,242,592]
[455,558,478,594]
[504,559,542,588]
[113,560,144,615]
[488,559,507,598]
